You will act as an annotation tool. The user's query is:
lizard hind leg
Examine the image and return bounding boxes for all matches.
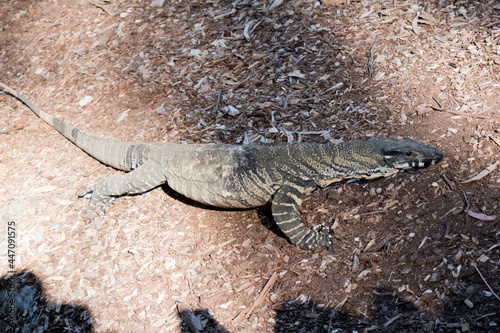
[271,181,333,250]
[79,161,167,222]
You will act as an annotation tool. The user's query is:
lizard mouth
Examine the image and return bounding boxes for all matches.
[413,150,444,168]
[385,150,443,170]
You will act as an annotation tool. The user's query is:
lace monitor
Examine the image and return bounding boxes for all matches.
[0,82,443,250]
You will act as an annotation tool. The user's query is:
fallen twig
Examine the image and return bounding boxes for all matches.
[425,104,490,119]
[231,57,277,90]
[432,96,443,109]
[232,271,279,322]
[327,297,349,332]
[265,267,285,275]
[367,38,378,77]
[484,20,500,28]
[444,221,452,240]
[214,89,222,113]
[358,209,387,217]
[368,233,395,252]
[332,296,349,313]
[461,190,470,228]
[384,313,402,328]
[490,136,500,148]
[441,173,457,191]
[473,264,500,301]
[472,313,498,324]
[206,55,232,68]
[90,2,110,14]
[460,160,500,183]
[214,8,236,20]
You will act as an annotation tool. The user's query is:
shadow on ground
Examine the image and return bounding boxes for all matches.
[0,271,94,333]
[272,291,426,333]
[1,271,496,332]
[179,282,499,333]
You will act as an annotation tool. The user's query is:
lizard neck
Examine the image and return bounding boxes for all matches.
[269,142,391,182]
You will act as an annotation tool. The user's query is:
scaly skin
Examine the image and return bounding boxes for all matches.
[1,82,443,250]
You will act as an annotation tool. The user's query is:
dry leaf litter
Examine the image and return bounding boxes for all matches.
[0,0,499,332]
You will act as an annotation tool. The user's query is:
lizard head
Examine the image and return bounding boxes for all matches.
[301,138,443,187]
[379,138,443,170]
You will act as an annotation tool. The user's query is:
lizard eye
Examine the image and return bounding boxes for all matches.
[405,151,413,157]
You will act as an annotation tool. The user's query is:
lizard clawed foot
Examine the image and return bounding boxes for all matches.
[296,225,334,251]
[79,187,117,222]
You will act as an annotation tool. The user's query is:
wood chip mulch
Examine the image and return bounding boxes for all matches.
[0,0,499,332]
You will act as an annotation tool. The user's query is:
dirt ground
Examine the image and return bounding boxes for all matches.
[0,0,499,332]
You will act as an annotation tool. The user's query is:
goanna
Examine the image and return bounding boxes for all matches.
[0,82,443,250]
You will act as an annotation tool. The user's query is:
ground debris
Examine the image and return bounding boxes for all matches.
[0,0,499,332]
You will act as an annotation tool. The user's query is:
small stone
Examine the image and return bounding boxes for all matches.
[150,0,165,7]
[78,95,93,107]
[429,272,441,282]
[400,267,412,275]
[154,106,166,115]
[356,269,370,280]
[294,294,308,303]
[269,293,279,303]
[464,299,473,308]
[189,49,203,58]
[477,254,489,263]
[223,105,239,116]
[400,111,407,122]
[421,290,434,302]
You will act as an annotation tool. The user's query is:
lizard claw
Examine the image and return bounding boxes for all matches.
[78,187,93,198]
[80,187,116,223]
[312,224,334,250]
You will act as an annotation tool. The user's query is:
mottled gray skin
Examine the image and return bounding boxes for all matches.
[1,83,443,250]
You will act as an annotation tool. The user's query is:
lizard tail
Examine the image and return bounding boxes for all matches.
[0,82,68,127]
[0,82,138,171]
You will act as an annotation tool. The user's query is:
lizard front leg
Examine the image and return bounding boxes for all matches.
[79,161,167,221]
[271,180,333,250]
